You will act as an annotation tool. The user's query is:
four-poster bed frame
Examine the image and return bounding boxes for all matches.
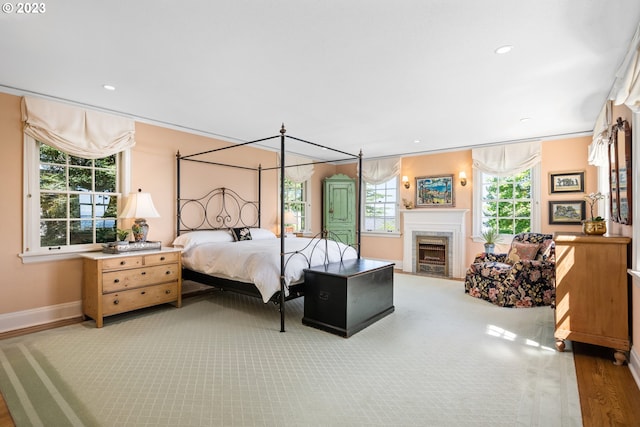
[176,125,363,332]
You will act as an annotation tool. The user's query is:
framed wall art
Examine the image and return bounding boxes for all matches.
[415,175,454,208]
[549,171,585,194]
[548,200,585,225]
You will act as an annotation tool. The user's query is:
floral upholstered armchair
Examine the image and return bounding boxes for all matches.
[464,233,556,308]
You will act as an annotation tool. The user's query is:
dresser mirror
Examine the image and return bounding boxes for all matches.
[609,118,632,225]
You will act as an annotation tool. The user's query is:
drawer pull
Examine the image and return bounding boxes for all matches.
[141,291,146,295]
[165,290,171,294]
[120,261,126,265]
[141,272,146,275]
[113,299,119,305]
[165,271,171,275]
[160,256,165,261]
[114,279,120,283]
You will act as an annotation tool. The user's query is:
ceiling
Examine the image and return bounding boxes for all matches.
[1,1,639,161]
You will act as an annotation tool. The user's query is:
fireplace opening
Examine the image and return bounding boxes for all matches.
[416,236,449,277]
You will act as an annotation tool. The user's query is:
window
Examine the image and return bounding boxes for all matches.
[283,178,309,232]
[23,138,127,259]
[474,166,540,238]
[363,177,399,233]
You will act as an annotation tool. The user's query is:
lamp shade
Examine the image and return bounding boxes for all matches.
[119,190,160,219]
[283,211,296,225]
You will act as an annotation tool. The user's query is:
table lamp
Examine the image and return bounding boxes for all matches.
[120,189,160,242]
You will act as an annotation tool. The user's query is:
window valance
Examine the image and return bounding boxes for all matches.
[360,157,400,184]
[610,22,640,112]
[278,153,314,183]
[21,96,136,159]
[472,141,541,176]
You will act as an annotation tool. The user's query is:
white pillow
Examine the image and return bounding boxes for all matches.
[172,230,233,251]
[248,228,277,240]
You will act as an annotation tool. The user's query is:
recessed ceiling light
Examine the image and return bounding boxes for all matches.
[520,117,532,122]
[413,139,420,144]
[102,84,116,91]
[495,45,513,54]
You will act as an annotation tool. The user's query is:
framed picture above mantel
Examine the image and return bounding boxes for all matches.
[415,175,455,208]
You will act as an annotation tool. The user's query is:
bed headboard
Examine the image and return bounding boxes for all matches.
[177,187,260,235]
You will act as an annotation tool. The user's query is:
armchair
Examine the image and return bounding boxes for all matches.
[464,233,556,308]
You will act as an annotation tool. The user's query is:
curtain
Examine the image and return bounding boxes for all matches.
[360,157,400,184]
[278,153,314,183]
[21,96,136,159]
[588,101,612,167]
[472,141,541,176]
[610,22,640,112]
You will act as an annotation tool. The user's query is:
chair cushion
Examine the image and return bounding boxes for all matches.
[477,262,513,278]
[507,241,540,264]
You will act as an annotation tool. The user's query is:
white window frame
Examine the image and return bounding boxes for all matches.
[20,134,131,263]
[283,177,312,234]
[361,176,401,237]
[472,164,541,242]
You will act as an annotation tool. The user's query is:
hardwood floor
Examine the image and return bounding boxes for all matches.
[573,342,640,426]
[0,342,638,426]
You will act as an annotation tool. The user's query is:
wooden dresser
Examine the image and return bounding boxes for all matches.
[553,232,631,364]
[81,248,182,328]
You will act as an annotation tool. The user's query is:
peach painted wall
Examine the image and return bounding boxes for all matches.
[0,92,337,317]
[542,136,599,236]
[336,138,595,268]
[0,93,85,314]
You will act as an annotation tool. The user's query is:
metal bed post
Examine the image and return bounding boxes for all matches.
[176,151,181,237]
[258,164,262,229]
[279,124,286,332]
[357,150,363,259]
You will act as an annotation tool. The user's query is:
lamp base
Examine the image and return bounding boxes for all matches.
[131,218,149,242]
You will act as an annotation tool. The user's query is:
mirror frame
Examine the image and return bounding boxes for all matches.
[609,118,632,225]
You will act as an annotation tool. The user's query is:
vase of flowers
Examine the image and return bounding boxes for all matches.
[582,192,606,235]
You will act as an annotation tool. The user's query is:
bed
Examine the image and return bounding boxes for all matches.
[175,125,363,331]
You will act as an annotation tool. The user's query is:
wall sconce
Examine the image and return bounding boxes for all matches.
[402,176,410,189]
[459,171,467,186]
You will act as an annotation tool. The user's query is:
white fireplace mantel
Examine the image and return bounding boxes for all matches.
[401,209,468,278]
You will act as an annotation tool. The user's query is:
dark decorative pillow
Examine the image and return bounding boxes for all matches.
[231,227,252,241]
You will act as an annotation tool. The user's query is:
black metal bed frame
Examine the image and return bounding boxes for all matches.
[176,124,363,332]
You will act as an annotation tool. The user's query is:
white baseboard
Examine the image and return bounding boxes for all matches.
[630,345,640,390]
[0,301,82,333]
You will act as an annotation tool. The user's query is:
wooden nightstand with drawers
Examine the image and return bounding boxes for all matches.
[80,248,182,328]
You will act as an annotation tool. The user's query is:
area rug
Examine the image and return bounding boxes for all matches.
[0,274,582,426]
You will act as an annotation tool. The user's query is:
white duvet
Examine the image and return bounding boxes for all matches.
[181,237,358,302]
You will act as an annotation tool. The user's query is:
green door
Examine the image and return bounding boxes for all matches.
[323,174,355,245]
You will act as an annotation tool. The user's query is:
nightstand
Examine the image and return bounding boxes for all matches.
[80,247,182,328]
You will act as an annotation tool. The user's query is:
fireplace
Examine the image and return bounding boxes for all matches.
[401,208,468,278]
[416,236,449,276]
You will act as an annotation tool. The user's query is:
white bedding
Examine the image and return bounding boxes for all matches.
[180,237,358,302]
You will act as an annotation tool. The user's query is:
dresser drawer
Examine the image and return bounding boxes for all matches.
[102,282,179,316]
[144,251,179,266]
[102,256,143,271]
[103,263,179,293]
